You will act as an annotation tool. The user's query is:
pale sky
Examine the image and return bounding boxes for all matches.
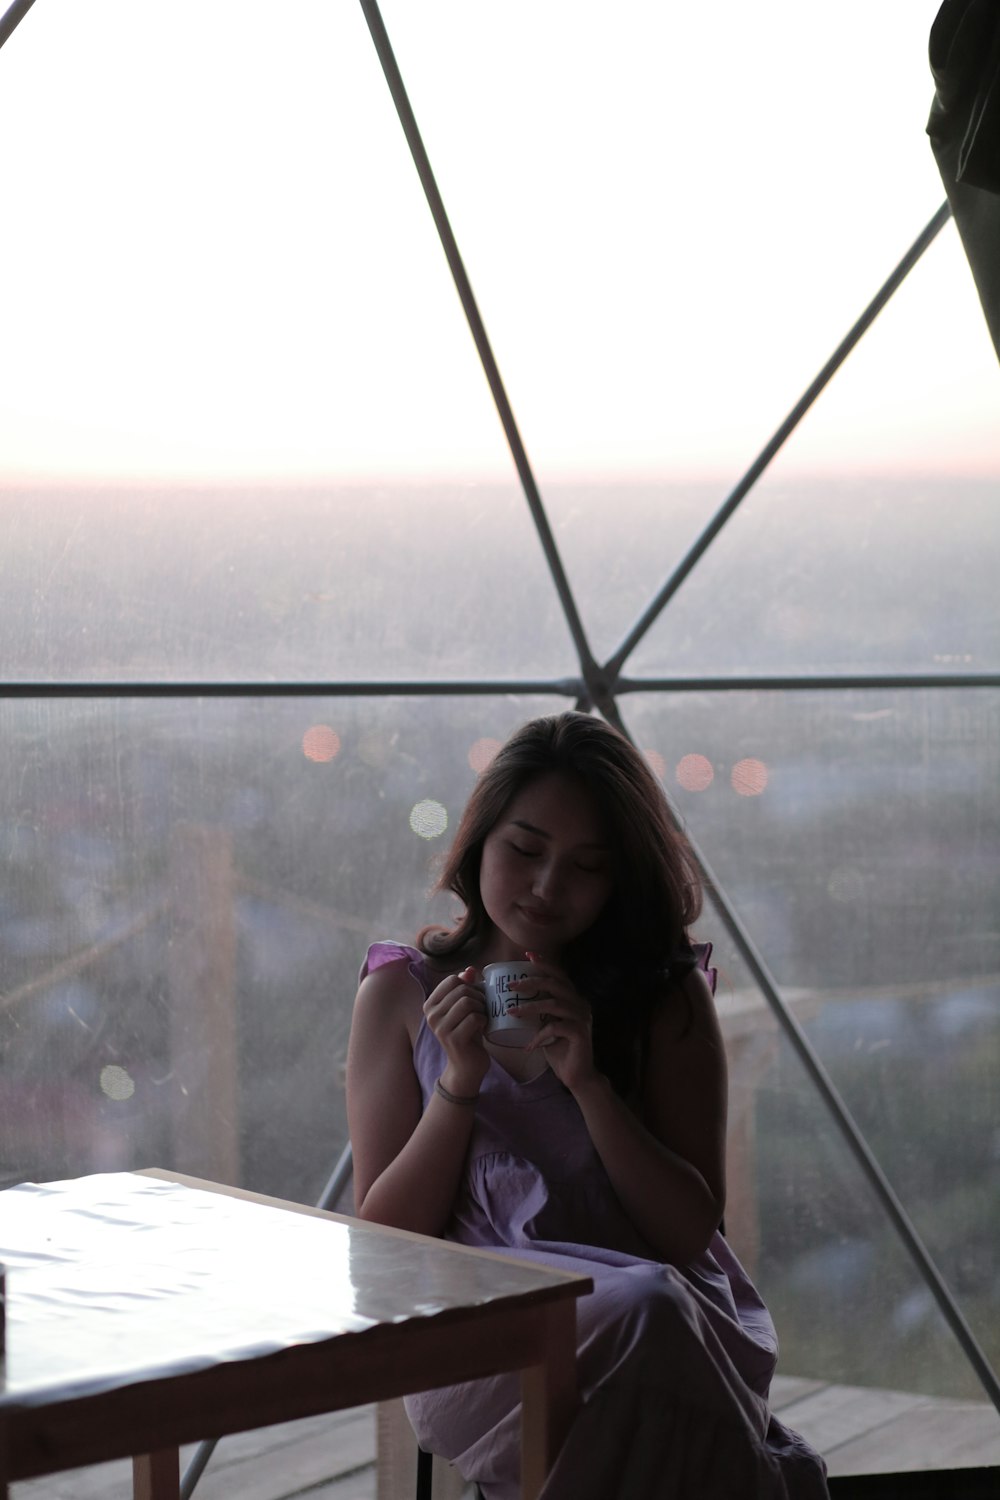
[1,0,997,484]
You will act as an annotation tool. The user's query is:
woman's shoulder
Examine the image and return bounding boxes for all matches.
[355,941,436,1045]
[359,939,426,984]
[648,939,719,1044]
[357,939,459,999]
[357,941,430,1004]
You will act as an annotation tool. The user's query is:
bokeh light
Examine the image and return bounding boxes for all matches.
[469,737,503,774]
[731,758,769,796]
[409,799,448,839]
[675,753,715,792]
[100,1064,136,1101]
[643,748,667,781]
[302,724,342,763]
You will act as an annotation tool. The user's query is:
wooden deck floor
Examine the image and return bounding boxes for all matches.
[10,1378,1000,1499]
[769,1377,1000,1477]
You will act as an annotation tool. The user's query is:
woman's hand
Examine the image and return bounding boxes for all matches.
[422,966,489,1096]
[511,953,597,1094]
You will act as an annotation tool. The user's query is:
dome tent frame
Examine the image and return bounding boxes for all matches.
[1,0,999,1457]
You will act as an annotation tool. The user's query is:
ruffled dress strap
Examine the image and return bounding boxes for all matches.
[359,939,435,999]
[667,937,717,995]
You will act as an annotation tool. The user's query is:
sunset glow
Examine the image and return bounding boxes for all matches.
[1,0,994,487]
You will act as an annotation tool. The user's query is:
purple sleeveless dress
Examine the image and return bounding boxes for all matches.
[360,941,829,1500]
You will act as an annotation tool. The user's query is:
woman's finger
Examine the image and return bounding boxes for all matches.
[438,997,485,1033]
[526,1014,591,1050]
[425,971,483,1016]
[508,992,591,1025]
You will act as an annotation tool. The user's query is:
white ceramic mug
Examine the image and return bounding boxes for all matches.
[480,961,544,1048]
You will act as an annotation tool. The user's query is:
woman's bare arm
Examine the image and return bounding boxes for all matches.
[345,959,479,1237]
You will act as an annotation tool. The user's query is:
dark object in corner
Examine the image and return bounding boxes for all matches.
[927,0,1000,358]
[829,1466,1000,1499]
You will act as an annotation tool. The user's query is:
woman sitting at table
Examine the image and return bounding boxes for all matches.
[347,711,829,1499]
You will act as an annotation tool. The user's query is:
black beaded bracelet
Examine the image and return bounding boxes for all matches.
[434,1078,479,1107]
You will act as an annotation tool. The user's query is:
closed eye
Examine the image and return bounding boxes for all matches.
[509,841,541,858]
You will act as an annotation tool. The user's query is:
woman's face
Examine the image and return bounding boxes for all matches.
[478,771,614,959]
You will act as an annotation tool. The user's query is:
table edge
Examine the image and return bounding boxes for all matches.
[135,1168,592,1294]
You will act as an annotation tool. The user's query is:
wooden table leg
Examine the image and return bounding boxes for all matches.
[519,1299,578,1500]
[133,1447,181,1500]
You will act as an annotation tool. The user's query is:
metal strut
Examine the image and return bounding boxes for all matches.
[604,201,954,679]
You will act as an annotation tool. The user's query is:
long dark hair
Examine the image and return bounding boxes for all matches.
[418,712,703,1093]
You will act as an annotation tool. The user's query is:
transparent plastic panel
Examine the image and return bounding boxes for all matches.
[742,1016,990,1407]
[0,1,514,483]
[5,2,978,499]
[623,692,1000,1402]
[375,1,996,666]
[377,0,961,488]
[1,485,582,680]
[0,693,566,1201]
[623,690,1000,987]
[761,220,1000,480]
[624,474,1000,679]
[544,480,729,669]
[624,217,1000,682]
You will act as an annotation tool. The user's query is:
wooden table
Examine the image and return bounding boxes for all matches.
[0,1171,590,1500]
